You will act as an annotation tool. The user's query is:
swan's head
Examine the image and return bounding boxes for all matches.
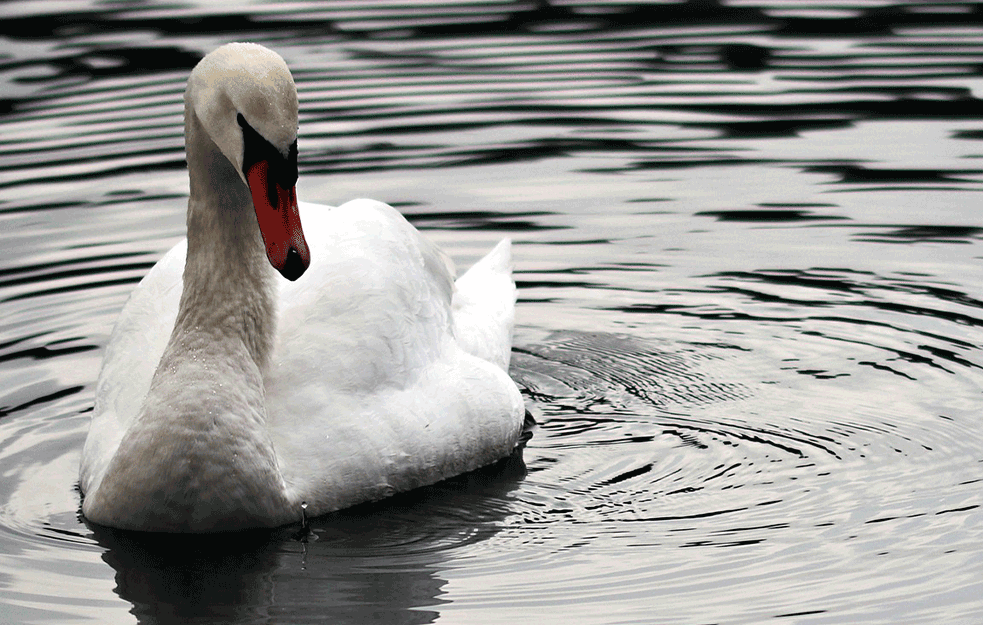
[187,42,309,281]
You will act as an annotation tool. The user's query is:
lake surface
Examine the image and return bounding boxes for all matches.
[2,1,983,623]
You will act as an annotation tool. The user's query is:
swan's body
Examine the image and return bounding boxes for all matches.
[79,43,524,532]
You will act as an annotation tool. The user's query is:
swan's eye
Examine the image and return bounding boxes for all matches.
[238,113,298,194]
[283,141,298,188]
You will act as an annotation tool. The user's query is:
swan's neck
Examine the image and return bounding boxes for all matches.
[179,106,278,368]
[84,106,293,531]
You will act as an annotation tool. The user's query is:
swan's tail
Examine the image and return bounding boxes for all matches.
[452,238,516,371]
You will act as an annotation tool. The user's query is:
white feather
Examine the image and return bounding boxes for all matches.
[79,44,524,532]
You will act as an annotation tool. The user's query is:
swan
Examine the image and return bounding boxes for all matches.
[78,42,525,532]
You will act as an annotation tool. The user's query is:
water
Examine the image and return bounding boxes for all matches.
[2,1,983,623]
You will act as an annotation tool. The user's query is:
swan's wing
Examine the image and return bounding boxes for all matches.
[80,239,185,492]
[452,237,516,371]
[266,200,524,514]
[274,199,455,388]
[268,346,524,515]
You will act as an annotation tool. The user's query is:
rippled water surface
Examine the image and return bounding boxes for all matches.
[2,1,983,623]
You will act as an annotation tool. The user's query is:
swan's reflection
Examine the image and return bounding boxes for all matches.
[89,449,526,624]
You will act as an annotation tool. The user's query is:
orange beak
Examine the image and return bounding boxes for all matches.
[245,160,310,281]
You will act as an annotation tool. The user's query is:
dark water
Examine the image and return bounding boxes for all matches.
[2,1,983,623]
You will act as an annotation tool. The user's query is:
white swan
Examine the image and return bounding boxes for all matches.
[78,43,525,532]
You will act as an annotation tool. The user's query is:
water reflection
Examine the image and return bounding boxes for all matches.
[90,451,526,624]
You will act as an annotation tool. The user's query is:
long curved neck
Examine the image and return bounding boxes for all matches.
[181,102,278,368]
[83,105,292,532]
